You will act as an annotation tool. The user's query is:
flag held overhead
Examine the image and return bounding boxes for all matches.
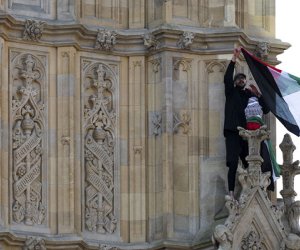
[241,47,300,136]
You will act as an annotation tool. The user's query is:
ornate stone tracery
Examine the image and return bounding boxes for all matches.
[11,53,46,226]
[83,63,117,234]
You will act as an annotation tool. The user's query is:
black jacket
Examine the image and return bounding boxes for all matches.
[223,61,269,135]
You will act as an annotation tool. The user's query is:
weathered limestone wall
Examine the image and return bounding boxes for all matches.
[0,0,288,249]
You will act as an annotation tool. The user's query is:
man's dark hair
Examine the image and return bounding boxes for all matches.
[234,73,246,82]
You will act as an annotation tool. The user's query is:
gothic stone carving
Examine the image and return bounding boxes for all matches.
[11,54,46,225]
[254,42,270,60]
[23,20,46,42]
[241,229,265,250]
[99,244,120,250]
[212,224,233,250]
[150,111,162,136]
[177,32,195,49]
[23,237,46,250]
[173,112,191,134]
[283,233,300,250]
[288,201,300,234]
[95,29,117,51]
[84,63,117,234]
[143,33,159,51]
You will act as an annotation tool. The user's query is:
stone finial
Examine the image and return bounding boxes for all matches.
[279,134,300,237]
[279,134,300,207]
[280,134,296,165]
[95,29,117,51]
[23,19,46,41]
[254,42,270,60]
[143,33,159,51]
[177,31,195,49]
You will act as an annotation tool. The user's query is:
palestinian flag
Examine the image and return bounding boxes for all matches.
[241,47,300,136]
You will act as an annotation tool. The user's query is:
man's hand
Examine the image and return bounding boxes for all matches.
[232,47,241,62]
[246,84,261,97]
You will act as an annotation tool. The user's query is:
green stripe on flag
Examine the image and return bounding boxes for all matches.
[277,72,300,97]
[288,73,300,86]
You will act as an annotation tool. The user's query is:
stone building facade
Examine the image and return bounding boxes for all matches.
[0,1,289,249]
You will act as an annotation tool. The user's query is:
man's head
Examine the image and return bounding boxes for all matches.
[234,73,246,87]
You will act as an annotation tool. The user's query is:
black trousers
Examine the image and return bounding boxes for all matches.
[261,141,274,191]
[225,130,248,192]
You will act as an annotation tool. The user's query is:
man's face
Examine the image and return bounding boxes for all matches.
[235,77,246,87]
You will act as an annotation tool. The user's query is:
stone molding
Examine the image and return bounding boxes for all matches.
[0,14,288,61]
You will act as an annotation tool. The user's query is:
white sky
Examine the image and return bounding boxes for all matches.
[276,0,300,197]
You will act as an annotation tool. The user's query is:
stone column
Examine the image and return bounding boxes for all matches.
[57,47,77,233]
[128,56,146,242]
[0,37,8,226]
[147,56,163,240]
[238,126,269,189]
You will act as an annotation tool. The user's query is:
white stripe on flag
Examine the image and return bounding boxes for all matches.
[284,91,300,127]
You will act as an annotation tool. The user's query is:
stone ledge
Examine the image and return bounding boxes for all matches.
[0,13,289,61]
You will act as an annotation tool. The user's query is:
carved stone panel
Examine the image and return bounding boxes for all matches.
[82,60,118,235]
[10,51,47,226]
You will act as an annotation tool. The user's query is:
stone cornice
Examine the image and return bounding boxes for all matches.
[0,230,213,249]
[0,13,290,62]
